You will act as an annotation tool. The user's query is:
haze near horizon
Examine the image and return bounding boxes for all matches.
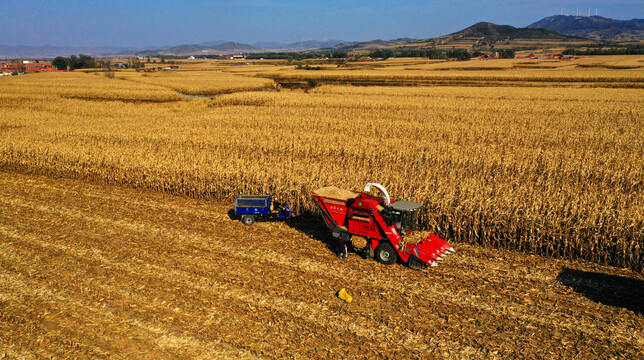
[1,0,642,48]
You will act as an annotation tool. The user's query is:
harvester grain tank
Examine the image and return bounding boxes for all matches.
[312,183,454,269]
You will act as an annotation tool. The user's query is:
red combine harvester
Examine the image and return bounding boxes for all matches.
[312,183,454,269]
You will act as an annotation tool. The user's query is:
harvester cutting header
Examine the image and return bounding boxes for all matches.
[312,183,454,269]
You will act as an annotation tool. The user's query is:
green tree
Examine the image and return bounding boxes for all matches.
[332,50,348,59]
[78,54,97,68]
[52,54,97,70]
[446,49,471,61]
[52,56,68,70]
[68,55,80,70]
[499,49,515,59]
[370,49,394,59]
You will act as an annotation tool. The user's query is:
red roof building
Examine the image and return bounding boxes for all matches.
[1,62,58,74]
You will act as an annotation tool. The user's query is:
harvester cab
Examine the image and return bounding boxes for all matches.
[362,182,422,235]
[382,200,421,236]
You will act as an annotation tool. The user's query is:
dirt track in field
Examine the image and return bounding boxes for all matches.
[1,170,642,359]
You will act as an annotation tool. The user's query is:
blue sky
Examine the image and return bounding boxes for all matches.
[1,0,642,47]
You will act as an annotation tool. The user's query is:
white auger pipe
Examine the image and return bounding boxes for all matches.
[364,183,391,206]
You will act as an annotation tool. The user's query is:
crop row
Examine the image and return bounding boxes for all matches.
[1,70,642,271]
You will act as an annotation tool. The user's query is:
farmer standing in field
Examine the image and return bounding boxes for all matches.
[337,233,348,259]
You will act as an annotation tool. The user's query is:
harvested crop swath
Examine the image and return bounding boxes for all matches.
[262,69,644,88]
[1,171,642,358]
[118,70,276,96]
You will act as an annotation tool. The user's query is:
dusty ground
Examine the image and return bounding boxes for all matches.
[0,170,642,359]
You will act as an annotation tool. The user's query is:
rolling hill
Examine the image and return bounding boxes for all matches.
[426,22,589,50]
[131,40,346,56]
[527,15,644,40]
[135,42,258,56]
[333,38,417,51]
[333,22,593,52]
[255,40,346,51]
[442,22,581,42]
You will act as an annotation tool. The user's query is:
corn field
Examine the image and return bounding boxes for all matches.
[1,58,642,271]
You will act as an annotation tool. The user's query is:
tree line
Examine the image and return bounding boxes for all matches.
[563,45,644,56]
[369,48,515,60]
[52,54,97,70]
[51,55,147,71]
[49,48,521,70]
[242,48,516,61]
[245,51,349,60]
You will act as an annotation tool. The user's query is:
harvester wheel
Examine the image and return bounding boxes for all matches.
[375,243,397,265]
[241,215,255,225]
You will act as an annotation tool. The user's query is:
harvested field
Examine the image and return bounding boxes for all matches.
[1,170,642,359]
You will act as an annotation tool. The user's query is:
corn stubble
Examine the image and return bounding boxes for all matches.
[2,171,641,359]
[0,63,642,272]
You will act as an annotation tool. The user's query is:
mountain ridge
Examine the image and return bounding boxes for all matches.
[333,22,589,52]
[527,15,644,40]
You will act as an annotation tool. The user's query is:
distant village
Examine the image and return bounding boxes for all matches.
[1,52,576,77]
[0,60,58,76]
[0,59,183,77]
[0,54,253,76]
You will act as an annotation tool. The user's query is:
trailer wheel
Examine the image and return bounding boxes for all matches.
[241,215,255,225]
[375,243,397,265]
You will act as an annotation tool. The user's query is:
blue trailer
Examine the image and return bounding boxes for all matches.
[234,195,294,225]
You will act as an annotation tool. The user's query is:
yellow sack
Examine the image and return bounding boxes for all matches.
[337,288,353,303]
